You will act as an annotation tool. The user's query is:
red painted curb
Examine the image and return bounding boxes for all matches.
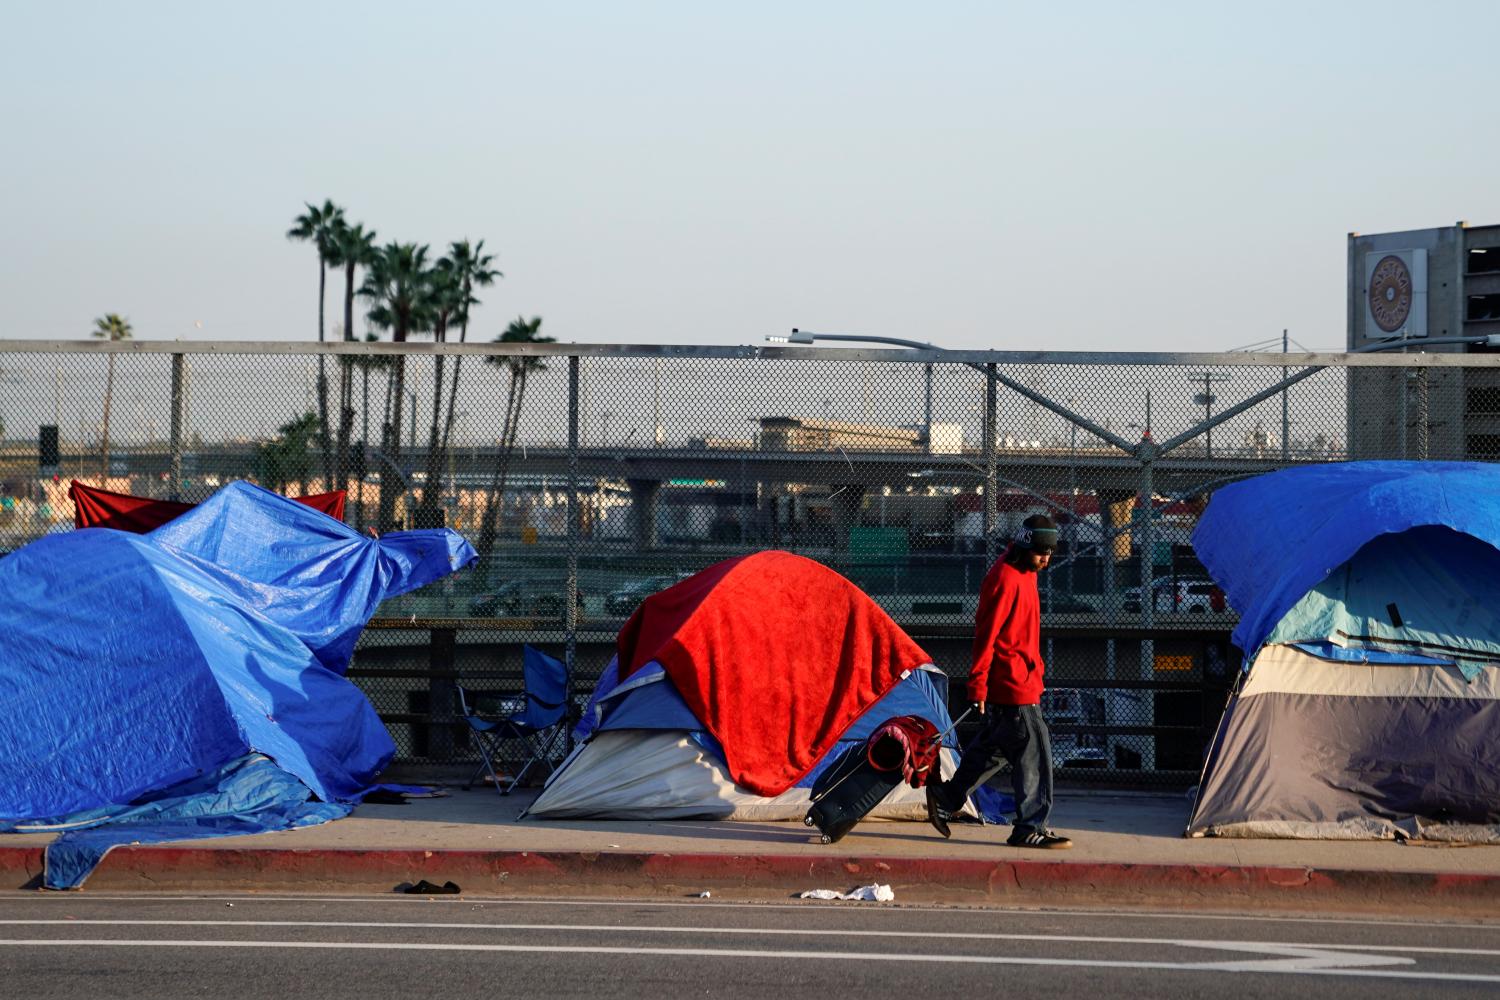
[4,844,1497,913]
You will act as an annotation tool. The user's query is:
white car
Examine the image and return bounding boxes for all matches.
[1123,579,1223,614]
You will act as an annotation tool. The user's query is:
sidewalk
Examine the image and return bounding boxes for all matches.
[3,789,1498,915]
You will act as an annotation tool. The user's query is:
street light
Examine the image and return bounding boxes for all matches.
[766,328,936,452]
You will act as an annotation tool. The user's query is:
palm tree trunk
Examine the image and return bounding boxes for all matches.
[333,261,357,502]
[436,293,471,482]
[378,352,407,533]
[475,371,520,558]
[316,263,334,490]
[418,350,447,518]
[438,355,464,475]
[359,363,372,531]
[99,354,115,485]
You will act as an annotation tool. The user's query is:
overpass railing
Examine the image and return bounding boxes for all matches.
[2,339,1495,786]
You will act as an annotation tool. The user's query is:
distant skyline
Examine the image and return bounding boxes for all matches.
[4,2,1499,353]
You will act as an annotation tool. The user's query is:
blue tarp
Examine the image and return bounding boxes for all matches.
[1191,461,1500,656]
[1266,527,1500,678]
[0,481,475,829]
[17,754,352,890]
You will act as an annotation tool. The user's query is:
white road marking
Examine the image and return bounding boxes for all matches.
[8,894,1499,931]
[2,919,1498,958]
[0,938,1491,981]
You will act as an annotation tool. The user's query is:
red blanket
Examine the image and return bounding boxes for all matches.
[616,551,932,796]
[70,481,346,532]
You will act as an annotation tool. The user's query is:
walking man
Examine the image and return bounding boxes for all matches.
[926,513,1073,849]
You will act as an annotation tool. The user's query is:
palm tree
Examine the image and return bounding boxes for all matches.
[91,313,133,484]
[255,412,321,496]
[286,199,345,484]
[342,332,393,531]
[437,240,501,471]
[414,257,465,524]
[327,219,379,495]
[476,316,554,559]
[359,242,433,531]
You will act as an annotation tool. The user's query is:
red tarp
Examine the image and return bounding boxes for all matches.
[615,550,932,796]
[70,481,346,533]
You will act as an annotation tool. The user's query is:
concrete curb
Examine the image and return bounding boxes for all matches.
[4,845,1498,914]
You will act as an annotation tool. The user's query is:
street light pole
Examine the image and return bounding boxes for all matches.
[772,330,935,449]
[770,328,1131,455]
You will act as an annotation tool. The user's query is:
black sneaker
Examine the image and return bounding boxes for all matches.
[1007,828,1072,850]
[925,784,953,839]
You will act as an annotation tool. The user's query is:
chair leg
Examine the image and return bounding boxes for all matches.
[501,727,565,794]
[501,759,531,796]
[472,735,508,797]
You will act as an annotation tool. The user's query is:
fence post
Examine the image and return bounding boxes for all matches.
[168,353,185,501]
[566,355,580,687]
[983,363,997,566]
[427,626,457,762]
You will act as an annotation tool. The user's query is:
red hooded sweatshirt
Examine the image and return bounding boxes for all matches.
[966,553,1044,706]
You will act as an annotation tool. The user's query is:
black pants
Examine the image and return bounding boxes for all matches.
[932,704,1054,833]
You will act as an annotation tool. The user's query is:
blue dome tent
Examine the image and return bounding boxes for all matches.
[1187,462,1500,841]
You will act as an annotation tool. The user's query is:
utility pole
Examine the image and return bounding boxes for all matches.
[1192,373,1232,458]
[1281,330,1290,463]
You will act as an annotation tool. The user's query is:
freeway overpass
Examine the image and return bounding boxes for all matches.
[113,441,1298,497]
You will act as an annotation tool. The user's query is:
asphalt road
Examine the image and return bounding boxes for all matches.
[0,894,1496,999]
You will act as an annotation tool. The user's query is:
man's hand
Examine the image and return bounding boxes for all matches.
[969,701,987,717]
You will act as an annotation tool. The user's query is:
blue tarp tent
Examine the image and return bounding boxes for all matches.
[1187,461,1500,840]
[0,481,476,884]
[1190,460,1500,658]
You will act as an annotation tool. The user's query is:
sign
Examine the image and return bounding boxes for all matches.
[848,526,909,562]
[1153,654,1195,673]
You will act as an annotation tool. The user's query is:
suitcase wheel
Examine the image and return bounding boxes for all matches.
[803,814,816,827]
[820,833,833,844]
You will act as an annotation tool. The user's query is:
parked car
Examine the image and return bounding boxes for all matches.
[469,578,587,619]
[1122,579,1224,614]
[1041,593,1097,615]
[605,574,683,616]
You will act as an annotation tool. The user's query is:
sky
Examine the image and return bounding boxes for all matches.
[4,1,1500,353]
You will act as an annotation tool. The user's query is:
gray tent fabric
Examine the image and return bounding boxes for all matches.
[529,729,971,821]
[1188,644,1500,841]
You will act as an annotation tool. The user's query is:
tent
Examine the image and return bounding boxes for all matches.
[69,480,346,532]
[1187,461,1500,841]
[528,550,983,822]
[0,480,476,885]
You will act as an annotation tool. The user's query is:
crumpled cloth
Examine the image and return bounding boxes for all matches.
[868,715,942,789]
[799,884,895,902]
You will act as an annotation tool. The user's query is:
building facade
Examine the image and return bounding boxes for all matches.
[1347,222,1500,460]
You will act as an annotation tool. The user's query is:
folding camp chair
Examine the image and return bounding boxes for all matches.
[460,645,570,796]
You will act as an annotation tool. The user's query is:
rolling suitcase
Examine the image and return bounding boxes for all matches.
[803,710,969,845]
[803,740,905,844]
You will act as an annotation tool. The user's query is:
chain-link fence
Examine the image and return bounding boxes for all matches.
[3,340,1496,787]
